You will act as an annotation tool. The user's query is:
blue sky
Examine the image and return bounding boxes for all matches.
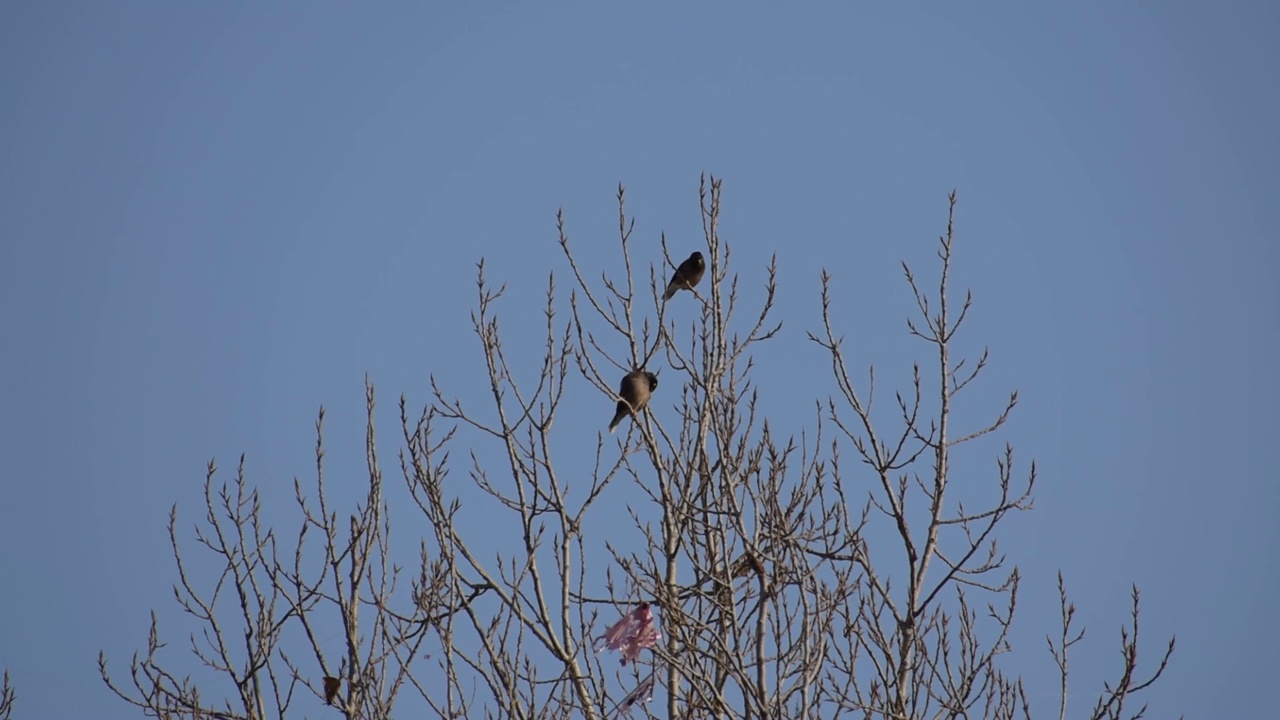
[1,3,1276,718]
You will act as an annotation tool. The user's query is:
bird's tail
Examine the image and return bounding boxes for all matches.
[663,284,677,300]
[608,402,628,432]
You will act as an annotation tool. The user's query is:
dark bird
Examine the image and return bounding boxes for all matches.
[323,676,341,706]
[663,251,706,300]
[609,370,659,432]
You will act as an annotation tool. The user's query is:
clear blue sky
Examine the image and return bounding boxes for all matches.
[1,3,1276,718]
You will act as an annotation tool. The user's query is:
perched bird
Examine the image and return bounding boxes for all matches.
[609,370,659,432]
[663,251,706,300]
[323,676,341,706]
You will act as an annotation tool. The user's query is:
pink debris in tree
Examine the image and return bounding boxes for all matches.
[594,602,661,665]
[615,673,656,717]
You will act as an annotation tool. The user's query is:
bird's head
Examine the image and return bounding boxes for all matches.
[645,371,659,391]
[691,251,704,266]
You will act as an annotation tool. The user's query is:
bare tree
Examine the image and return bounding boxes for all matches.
[1,669,15,720]
[98,387,440,719]
[100,178,1175,719]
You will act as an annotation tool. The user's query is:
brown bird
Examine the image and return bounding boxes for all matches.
[323,676,341,706]
[663,251,706,300]
[609,369,659,432]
